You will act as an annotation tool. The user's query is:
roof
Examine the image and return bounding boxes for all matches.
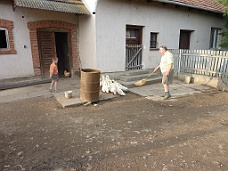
[14,0,90,14]
[175,0,225,13]
[150,0,225,13]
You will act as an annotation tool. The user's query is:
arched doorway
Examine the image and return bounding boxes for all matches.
[27,20,79,77]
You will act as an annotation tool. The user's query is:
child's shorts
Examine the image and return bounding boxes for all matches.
[52,74,59,81]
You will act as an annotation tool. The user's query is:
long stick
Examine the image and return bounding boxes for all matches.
[146,71,155,79]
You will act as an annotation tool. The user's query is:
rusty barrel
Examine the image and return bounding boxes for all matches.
[80,69,100,102]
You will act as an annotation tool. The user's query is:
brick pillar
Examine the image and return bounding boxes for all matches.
[29,29,41,75]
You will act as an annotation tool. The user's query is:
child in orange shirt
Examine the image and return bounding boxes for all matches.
[49,57,59,92]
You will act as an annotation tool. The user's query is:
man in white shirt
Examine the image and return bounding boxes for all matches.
[153,46,174,100]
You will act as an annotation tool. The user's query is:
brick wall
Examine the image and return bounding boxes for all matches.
[0,19,17,55]
[27,20,79,76]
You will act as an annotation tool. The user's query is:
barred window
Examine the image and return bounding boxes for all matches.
[150,32,158,48]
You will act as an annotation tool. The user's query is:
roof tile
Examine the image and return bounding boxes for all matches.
[174,0,225,13]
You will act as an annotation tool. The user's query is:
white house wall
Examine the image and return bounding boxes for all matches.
[78,14,97,70]
[95,0,225,72]
[0,3,77,80]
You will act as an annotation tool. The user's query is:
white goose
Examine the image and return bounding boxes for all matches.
[110,81,117,95]
[117,87,126,96]
[100,75,105,87]
[102,81,110,93]
[100,75,127,96]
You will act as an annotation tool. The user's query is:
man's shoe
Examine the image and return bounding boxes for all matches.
[163,94,171,100]
[163,91,171,100]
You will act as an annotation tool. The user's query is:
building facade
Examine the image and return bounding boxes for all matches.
[79,0,225,73]
[0,0,225,80]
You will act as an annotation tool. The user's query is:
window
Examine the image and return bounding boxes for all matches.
[0,19,16,54]
[0,28,9,50]
[126,30,137,39]
[210,28,222,49]
[126,26,142,45]
[150,32,158,49]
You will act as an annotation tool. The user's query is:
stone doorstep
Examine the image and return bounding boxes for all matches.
[118,77,162,88]
[54,91,116,108]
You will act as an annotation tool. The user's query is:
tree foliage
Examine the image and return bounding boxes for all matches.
[220,19,228,48]
[218,0,228,48]
[217,0,228,16]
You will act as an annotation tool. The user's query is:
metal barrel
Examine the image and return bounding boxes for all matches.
[80,69,100,102]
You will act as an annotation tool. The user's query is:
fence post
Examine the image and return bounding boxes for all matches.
[178,49,182,73]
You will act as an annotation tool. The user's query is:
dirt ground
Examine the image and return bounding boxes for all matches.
[0,89,228,171]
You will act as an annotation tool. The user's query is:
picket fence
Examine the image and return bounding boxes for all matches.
[170,49,228,78]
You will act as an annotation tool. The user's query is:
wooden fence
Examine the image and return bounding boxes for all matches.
[170,49,228,78]
[126,44,143,70]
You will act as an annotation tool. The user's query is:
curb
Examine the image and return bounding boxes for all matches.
[0,79,51,91]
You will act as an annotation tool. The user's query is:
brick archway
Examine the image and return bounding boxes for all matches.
[27,20,79,76]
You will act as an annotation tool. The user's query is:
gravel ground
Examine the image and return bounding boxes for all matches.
[0,89,228,171]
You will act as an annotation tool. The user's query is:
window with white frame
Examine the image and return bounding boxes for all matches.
[210,28,222,49]
[150,32,158,49]
[0,28,9,50]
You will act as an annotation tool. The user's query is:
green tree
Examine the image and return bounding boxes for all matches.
[220,19,228,48]
[217,0,228,16]
[218,0,228,48]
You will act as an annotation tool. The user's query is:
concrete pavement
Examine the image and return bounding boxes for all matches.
[0,77,80,103]
[0,76,213,106]
[130,79,211,101]
[0,76,117,107]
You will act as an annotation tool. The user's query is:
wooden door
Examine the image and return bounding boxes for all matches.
[126,25,142,45]
[38,31,56,76]
[126,25,143,70]
[179,30,191,49]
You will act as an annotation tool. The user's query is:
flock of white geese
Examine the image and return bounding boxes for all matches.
[100,75,128,96]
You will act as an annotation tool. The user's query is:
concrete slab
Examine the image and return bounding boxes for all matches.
[99,92,117,101]
[118,77,162,88]
[53,91,116,108]
[178,72,228,91]
[0,77,214,105]
[56,96,84,108]
[129,79,211,101]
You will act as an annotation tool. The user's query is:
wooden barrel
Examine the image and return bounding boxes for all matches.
[80,69,100,102]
